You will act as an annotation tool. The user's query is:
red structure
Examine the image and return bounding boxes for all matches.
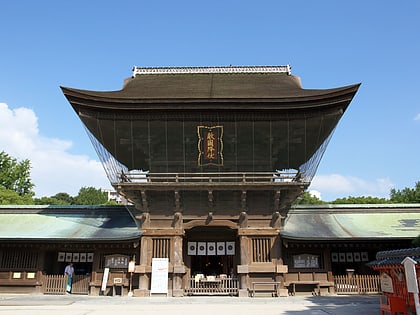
[369,247,420,314]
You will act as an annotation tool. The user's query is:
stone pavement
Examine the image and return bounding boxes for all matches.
[0,294,381,315]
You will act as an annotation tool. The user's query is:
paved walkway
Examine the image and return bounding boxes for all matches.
[0,294,381,315]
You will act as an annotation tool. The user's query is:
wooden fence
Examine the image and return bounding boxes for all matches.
[43,275,67,295]
[42,274,90,295]
[334,275,380,295]
[71,275,90,295]
[185,277,239,296]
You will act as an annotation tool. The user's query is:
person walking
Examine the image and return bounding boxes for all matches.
[64,263,75,293]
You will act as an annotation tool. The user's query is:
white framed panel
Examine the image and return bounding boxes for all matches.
[73,253,80,262]
[207,242,216,255]
[188,242,197,255]
[217,242,225,255]
[361,252,369,262]
[57,252,65,262]
[197,242,206,256]
[226,241,235,255]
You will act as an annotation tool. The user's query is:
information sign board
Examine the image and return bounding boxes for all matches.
[150,258,168,294]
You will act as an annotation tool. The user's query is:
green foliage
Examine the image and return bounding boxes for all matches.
[390,181,420,203]
[413,235,420,247]
[331,196,389,204]
[74,186,108,205]
[0,151,34,196]
[0,186,34,205]
[52,192,74,204]
[294,191,326,205]
[33,196,69,205]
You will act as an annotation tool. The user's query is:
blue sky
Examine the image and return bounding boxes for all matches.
[0,1,419,201]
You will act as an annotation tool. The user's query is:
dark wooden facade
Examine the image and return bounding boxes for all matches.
[0,204,419,296]
[0,206,140,295]
[60,66,360,297]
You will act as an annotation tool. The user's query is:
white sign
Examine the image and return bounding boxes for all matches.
[380,273,394,293]
[402,257,420,315]
[151,258,169,294]
[101,268,109,291]
[402,257,419,293]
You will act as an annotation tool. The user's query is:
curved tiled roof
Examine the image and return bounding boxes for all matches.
[0,205,141,241]
[61,71,359,109]
[368,247,420,266]
[282,204,420,240]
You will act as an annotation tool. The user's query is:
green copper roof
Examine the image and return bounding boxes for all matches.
[0,205,141,241]
[282,204,420,240]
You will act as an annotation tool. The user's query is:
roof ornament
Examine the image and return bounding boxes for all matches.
[132,65,291,77]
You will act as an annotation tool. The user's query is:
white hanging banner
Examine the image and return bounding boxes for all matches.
[188,242,197,255]
[150,258,169,294]
[101,268,109,292]
[72,253,80,262]
[57,252,65,262]
[197,242,207,255]
[207,242,216,255]
[226,241,235,255]
[217,242,226,255]
[87,253,94,262]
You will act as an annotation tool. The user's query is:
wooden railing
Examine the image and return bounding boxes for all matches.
[71,275,90,295]
[119,171,300,184]
[42,274,90,295]
[43,275,67,295]
[334,275,380,295]
[185,277,239,296]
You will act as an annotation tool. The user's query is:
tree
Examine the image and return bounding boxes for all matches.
[0,151,34,196]
[294,191,326,205]
[33,196,69,205]
[390,181,420,203]
[74,186,108,205]
[52,192,74,204]
[332,196,389,204]
[0,186,33,205]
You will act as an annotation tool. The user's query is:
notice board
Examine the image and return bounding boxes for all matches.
[150,258,169,294]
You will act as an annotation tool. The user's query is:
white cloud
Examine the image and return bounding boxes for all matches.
[0,103,112,197]
[309,173,394,201]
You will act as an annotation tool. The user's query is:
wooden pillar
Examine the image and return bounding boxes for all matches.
[172,235,185,296]
[135,236,151,296]
[237,235,250,297]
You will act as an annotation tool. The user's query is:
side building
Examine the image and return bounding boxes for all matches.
[0,204,418,295]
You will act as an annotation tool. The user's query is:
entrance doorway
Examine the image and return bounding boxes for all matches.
[190,255,234,276]
[185,226,238,278]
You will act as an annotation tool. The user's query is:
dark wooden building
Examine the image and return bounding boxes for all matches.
[61,65,361,297]
[0,205,141,295]
[1,204,418,295]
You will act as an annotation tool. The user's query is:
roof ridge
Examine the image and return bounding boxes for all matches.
[132,65,292,77]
